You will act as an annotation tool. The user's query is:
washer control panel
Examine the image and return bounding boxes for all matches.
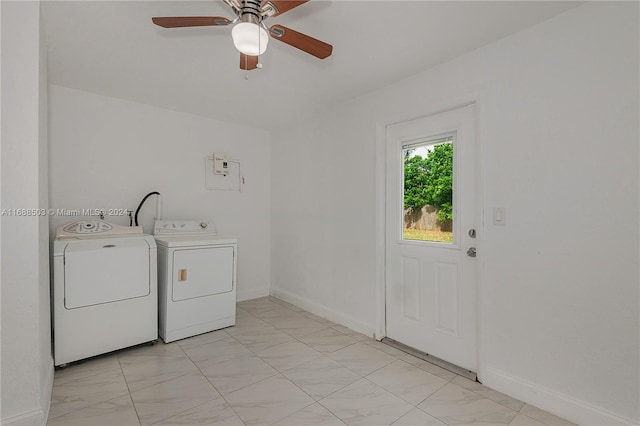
[63,220,113,234]
[56,220,143,240]
[153,219,217,236]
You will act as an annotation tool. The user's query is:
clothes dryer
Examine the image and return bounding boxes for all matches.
[154,220,237,343]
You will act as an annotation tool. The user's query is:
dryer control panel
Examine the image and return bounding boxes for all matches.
[153,219,217,236]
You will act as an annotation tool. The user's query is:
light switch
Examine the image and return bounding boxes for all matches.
[493,208,506,226]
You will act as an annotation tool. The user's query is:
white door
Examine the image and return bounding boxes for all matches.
[385,104,478,372]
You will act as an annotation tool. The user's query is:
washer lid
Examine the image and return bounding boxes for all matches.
[154,235,237,248]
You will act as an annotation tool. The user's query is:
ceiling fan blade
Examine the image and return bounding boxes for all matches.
[152,16,232,28]
[240,53,259,70]
[261,0,309,17]
[269,24,332,59]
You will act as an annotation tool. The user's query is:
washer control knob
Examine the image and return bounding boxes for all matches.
[200,222,208,229]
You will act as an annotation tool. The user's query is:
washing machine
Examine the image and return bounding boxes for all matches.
[154,219,237,343]
[53,220,157,366]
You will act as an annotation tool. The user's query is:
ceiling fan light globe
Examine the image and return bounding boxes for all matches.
[232,22,269,56]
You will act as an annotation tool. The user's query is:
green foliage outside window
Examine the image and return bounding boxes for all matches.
[403,143,453,223]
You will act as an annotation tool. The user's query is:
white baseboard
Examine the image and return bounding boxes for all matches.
[483,367,636,426]
[270,286,374,337]
[1,408,45,426]
[237,286,269,302]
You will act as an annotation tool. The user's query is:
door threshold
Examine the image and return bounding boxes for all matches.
[381,338,477,382]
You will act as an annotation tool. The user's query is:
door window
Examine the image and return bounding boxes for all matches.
[402,133,455,243]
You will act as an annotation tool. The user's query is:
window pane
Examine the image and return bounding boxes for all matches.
[402,136,454,243]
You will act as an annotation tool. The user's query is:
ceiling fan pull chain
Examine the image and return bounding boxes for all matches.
[257,23,263,70]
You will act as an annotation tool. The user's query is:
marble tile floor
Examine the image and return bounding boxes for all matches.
[47,297,577,426]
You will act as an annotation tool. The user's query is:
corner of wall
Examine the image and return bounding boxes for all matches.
[270,286,375,338]
[237,287,270,302]
[0,359,52,425]
[1,1,54,424]
[39,6,53,422]
[39,359,54,423]
[1,406,47,426]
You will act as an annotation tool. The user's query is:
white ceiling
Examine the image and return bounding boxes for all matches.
[42,1,579,131]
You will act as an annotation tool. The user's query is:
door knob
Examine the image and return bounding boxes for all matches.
[466,247,476,257]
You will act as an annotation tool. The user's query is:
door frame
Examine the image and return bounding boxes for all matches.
[373,93,486,381]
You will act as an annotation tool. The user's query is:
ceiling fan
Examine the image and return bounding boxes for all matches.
[152,0,333,70]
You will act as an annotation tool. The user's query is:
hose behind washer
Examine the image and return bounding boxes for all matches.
[134,192,160,226]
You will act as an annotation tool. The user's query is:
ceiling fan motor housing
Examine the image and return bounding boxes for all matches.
[240,0,263,24]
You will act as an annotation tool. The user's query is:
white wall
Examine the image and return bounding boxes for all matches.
[38,3,53,421]
[1,1,54,424]
[271,3,638,425]
[49,85,271,301]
